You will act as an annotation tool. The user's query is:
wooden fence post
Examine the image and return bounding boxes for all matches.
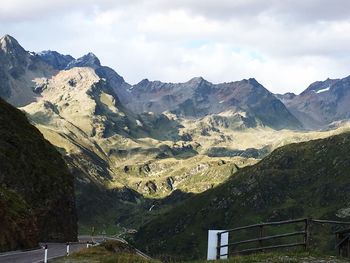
[304,218,310,250]
[216,232,221,260]
[259,225,264,249]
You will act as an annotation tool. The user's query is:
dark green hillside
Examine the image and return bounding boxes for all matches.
[135,132,350,260]
[0,98,77,251]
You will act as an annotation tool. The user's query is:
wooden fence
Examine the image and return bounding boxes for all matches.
[214,218,350,260]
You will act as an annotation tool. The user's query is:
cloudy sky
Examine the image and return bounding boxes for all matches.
[1,0,350,94]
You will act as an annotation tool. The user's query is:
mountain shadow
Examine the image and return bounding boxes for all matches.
[135,132,350,260]
[0,98,77,252]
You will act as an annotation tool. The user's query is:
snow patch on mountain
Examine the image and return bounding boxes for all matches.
[316,86,330,94]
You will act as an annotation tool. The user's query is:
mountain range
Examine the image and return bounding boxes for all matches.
[1,34,350,236]
[3,34,350,131]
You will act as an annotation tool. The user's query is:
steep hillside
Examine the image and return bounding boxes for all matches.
[135,132,350,260]
[281,76,350,129]
[0,98,77,251]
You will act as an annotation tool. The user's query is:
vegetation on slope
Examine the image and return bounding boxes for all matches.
[53,240,159,263]
[190,251,350,263]
[0,187,38,251]
[0,98,77,251]
[135,132,350,260]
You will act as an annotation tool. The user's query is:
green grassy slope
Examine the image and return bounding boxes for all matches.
[53,240,159,263]
[0,98,77,251]
[135,132,350,260]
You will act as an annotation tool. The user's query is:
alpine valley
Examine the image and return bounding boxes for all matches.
[1,34,350,255]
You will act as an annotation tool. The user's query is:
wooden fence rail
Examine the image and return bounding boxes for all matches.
[215,218,350,260]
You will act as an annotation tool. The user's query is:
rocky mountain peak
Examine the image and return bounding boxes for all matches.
[188,76,205,84]
[85,52,100,62]
[0,34,27,58]
[0,35,33,101]
[190,77,213,87]
[301,78,339,95]
[246,77,257,83]
[0,35,23,51]
[66,52,101,69]
[138,78,150,85]
[243,78,264,89]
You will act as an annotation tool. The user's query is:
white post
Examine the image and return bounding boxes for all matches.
[66,243,70,256]
[44,244,48,263]
[86,242,89,248]
[207,230,229,260]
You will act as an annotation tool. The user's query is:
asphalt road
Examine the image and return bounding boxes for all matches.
[0,236,101,263]
[0,243,86,263]
[0,236,151,263]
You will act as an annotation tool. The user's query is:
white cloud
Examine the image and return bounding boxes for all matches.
[0,0,350,94]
